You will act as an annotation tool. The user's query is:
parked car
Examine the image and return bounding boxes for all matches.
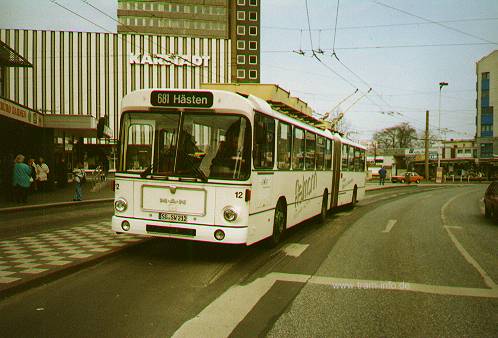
[391,171,424,183]
[484,181,498,220]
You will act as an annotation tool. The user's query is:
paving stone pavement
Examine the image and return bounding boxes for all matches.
[0,221,144,290]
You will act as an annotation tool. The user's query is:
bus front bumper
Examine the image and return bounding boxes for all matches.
[112,216,248,245]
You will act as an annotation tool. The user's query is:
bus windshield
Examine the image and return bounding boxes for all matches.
[120,112,251,180]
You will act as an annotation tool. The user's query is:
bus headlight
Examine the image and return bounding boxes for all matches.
[114,198,128,212]
[223,207,238,222]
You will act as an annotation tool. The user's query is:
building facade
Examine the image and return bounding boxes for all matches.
[476,50,498,158]
[117,0,260,83]
[0,28,231,171]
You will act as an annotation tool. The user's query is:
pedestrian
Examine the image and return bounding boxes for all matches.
[27,158,38,192]
[37,157,50,192]
[72,162,86,201]
[12,154,32,203]
[378,166,387,186]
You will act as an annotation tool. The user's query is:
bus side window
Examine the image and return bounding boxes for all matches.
[341,144,348,171]
[316,136,325,170]
[277,121,292,169]
[348,145,355,172]
[325,139,332,170]
[292,127,305,170]
[253,113,275,169]
[305,131,316,170]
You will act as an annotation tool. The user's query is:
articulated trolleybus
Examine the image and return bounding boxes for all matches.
[112,88,366,246]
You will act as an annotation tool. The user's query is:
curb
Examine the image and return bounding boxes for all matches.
[366,184,413,191]
[0,198,114,214]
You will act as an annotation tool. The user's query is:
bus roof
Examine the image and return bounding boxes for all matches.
[121,88,362,146]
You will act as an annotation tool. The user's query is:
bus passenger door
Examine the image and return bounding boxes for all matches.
[331,141,341,208]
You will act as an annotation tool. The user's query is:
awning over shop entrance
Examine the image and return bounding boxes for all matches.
[44,114,113,138]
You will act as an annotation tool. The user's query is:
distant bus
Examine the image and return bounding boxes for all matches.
[112,89,366,246]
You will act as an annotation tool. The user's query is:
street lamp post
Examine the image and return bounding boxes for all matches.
[437,82,448,168]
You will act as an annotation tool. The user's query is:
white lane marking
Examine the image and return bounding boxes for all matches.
[444,226,462,230]
[172,271,498,337]
[441,193,498,289]
[283,243,309,257]
[172,275,305,338]
[381,219,398,233]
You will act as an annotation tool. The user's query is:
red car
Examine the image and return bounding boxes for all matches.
[484,181,498,220]
[391,171,424,184]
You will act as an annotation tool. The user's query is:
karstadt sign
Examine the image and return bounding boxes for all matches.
[129,53,210,67]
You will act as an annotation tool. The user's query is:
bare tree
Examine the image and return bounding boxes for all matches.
[373,123,417,149]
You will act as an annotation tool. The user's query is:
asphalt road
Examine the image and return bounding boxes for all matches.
[0,185,496,337]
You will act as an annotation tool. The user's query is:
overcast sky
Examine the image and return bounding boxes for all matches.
[1,0,497,141]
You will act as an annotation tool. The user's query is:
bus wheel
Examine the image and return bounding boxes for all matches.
[269,200,287,247]
[319,191,328,223]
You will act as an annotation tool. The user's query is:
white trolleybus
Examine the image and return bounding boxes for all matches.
[112,88,366,246]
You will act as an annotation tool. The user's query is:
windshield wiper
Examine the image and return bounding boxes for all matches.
[191,165,208,182]
[140,163,153,178]
[182,154,208,182]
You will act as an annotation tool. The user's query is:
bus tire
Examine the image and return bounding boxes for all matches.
[485,203,491,218]
[319,191,328,223]
[268,199,287,247]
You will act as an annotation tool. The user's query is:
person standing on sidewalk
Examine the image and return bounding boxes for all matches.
[378,166,387,186]
[12,154,32,203]
[37,157,50,192]
[72,163,86,201]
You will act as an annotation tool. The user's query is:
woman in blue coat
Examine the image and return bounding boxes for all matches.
[12,154,32,203]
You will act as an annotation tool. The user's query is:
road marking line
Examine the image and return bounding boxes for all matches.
[283,243,309,257]
[382,219,398,233]
[441,193,498,289]
[172,271,498,337]
[172,276,279,338]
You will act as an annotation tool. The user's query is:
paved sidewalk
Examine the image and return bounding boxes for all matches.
[0,178,114,212]
[0,220,144,295]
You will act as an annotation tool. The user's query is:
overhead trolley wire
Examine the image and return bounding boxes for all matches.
[373,1,498,45]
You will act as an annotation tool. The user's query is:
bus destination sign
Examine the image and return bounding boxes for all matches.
[151,91,214,108]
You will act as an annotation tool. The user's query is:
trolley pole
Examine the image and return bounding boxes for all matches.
[425,110,430,182]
